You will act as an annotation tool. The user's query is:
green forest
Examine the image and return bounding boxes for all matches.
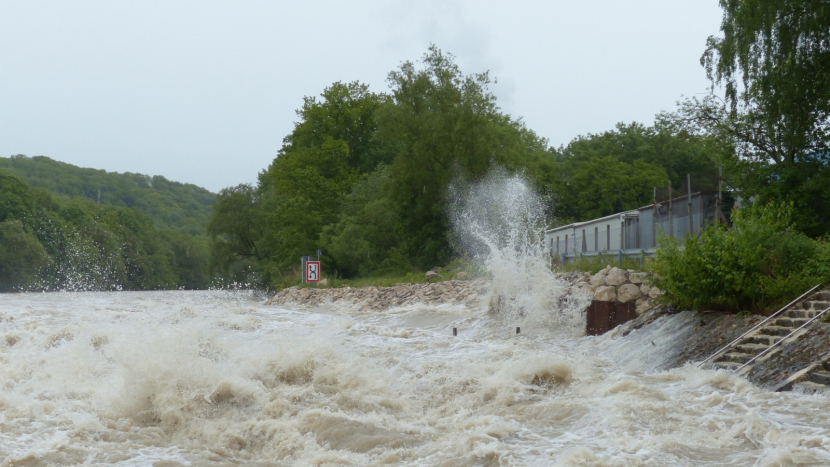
[209,1,830,290]
[3,0,828,297]
[0,155,215,235]
[0,159,213,292]
[206,46,724,287]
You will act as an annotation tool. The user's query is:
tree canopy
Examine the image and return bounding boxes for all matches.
[0,155,216,235]
[207,47,721,288]
[697,0,830,235]
[0,166,212,292]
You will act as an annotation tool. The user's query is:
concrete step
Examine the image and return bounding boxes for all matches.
[774,318,808,328]
[812,292,830,302]
[810,371,830,385]
[712,361,742,371]
[785,310,815,319]
[792,381,830,394]
[734,343,769,355]
[801,300,830,311]
[743,335,782,346]
[759,326,793,337]
[719,352,754,364]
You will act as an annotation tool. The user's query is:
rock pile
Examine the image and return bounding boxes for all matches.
[563,266,664,315]
[266,279,491,311]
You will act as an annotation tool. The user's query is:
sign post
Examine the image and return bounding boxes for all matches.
[305,260,320,283]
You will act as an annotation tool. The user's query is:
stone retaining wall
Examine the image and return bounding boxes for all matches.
[568,266,664,316]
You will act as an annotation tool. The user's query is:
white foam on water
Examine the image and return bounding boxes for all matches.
[2,291,830,466]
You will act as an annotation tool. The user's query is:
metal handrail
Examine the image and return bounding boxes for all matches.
[736,304,830,372]
[698,283,823,368]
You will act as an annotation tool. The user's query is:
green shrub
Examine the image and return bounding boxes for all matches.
[648,202,826,312]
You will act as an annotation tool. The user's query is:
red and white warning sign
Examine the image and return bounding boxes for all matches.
[305,261,320,283]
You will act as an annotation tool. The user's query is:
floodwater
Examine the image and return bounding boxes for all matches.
[2,291,830,466]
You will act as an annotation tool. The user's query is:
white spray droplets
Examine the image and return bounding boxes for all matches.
[449,168,589,334]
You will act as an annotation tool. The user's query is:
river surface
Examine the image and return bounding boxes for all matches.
[2,290,830,466]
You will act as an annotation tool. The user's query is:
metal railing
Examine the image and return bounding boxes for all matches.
[698,284,823,368]
[555,248,656,267]
[737,303,830,372]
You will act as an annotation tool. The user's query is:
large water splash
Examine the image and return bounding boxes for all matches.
[449,168,589,333]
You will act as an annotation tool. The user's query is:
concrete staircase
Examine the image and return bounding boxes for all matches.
[792,360,830,394]
[773,358,830,394]
[709,289,830,373]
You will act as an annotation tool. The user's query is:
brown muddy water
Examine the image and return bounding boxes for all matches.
[1,290,830,466]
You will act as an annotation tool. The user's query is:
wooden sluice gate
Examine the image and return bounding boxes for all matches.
[586,300,638,336]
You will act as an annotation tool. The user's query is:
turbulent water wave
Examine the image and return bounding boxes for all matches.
[2,291,830,466]
[449,169,589,334]
[3,171,830,465]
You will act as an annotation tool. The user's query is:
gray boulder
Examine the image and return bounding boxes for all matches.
[605,267,628,286]
[617,284,641,303]
[594,285,617,302]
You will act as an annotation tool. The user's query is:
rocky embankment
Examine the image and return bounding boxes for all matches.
[267,279,493,311]
[265,274,598,312]
[565,266,664,315]
[267,269,661,314]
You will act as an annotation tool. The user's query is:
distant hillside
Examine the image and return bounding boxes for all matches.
[0,155,216,235]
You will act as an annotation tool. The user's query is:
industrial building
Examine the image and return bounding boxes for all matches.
[546,177,732,264]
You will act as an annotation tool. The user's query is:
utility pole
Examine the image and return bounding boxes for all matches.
[687,173,693,236]
[667,183,673,239]
[652,187,657,249]
[717,165,724,223]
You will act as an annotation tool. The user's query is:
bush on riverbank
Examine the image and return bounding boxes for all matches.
[648,202,830,313]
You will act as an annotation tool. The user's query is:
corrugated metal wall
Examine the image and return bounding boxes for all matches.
[546,190,727,258]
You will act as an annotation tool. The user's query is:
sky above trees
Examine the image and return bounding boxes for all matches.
[0,0,721,192]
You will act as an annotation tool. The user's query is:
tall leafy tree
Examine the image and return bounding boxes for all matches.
[0,171,35,224]
[377,46,540,268]
[556,157,669,221]
[698,0,830,235]
[283,81,388,173]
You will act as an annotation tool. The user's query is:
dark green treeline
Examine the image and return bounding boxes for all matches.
[0,161,213,292]
[207,47,722,288]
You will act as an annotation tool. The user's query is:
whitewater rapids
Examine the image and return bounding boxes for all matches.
[2,291,830,466]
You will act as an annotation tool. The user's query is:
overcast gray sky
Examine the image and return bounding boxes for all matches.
[0,1,723,192]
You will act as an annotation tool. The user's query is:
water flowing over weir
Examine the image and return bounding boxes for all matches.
[3,178,830,465]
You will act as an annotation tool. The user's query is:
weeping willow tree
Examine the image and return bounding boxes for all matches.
[697,0,830,235]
